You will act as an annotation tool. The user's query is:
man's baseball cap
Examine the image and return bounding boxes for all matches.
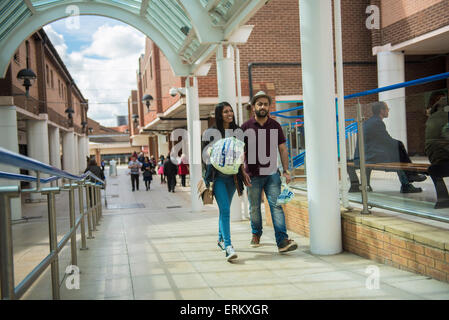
[251,91,272,106]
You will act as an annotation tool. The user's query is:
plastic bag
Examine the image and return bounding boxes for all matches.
[208,137,245,175]
[276,176,295,205]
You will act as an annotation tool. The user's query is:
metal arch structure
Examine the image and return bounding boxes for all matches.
[0,0,266,78]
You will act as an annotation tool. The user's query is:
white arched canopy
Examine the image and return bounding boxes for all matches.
[0,0,265,77]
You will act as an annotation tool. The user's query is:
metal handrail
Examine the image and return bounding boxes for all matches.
[0,146,104,185]
[0,147,105,300]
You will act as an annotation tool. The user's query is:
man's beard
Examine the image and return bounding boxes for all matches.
[255,109,268,118]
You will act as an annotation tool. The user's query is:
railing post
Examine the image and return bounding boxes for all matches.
[0,187,19,300]
[78,183,88,250]
[97,186,102,220]
[91,185,98,230]
[288,123,293,169]
[67,183,77,267]
[356,100,371,215]
[94,186,100,226]
[43,188,61,300]
[85,183,94,239]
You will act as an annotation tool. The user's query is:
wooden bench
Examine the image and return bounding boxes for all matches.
[347,161,449,209]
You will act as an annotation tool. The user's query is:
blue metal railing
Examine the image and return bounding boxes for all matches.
[0,146,104,185]
[278,71,449,169]
[0,146,105,301]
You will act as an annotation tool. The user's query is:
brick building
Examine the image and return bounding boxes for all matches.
[129,0,449,158]
[0,28,90,177]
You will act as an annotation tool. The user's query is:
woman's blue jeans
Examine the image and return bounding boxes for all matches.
[213,173,236,248]
[247,172,288,247]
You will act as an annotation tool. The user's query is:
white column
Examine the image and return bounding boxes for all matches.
[216,44,242,221]
[0,97,22,220]
[85,137,90,164]
[185,77,203,213]
[299,0,342,255]
[48,125,61,187]
[48,126,61,169]
[78,135,87,172]
[27,118,50,202]
[158,134,169,157]
[73,134,79,174]
[62,131,76,175]
[377,51,407,147]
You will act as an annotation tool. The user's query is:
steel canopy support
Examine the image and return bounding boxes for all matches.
[177,0,224,43]
[185,77,203,213]
[0,2,190,78]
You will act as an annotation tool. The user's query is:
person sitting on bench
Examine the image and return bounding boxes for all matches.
[350,101,427,194]
[425,91,449,166]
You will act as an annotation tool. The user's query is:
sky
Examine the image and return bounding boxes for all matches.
[44,16,146,127]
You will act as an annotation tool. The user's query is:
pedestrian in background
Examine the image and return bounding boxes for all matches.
[164,153,178,193]
[178,154,189,187]
[142,156,154,191]
[158,155,166,184]
[128,155,142,192]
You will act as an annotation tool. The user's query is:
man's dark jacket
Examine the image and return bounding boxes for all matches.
[163,158,178,177]
[353,115,401,164]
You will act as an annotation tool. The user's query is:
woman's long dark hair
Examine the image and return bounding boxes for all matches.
[214,102,239,137]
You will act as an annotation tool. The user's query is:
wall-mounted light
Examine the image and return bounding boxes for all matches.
[142,94,154,112]
[88,127,93,134]
[81,121,88,131]
[132,114,139,126]
[16,68,37,97]
[65,107,74,119]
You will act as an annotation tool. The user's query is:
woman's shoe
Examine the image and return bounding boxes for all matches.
[225,245,238,261]
[217,241,225,251]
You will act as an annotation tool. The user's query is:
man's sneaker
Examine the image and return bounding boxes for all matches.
[278,239,298,253]
[250,234,261,247]
[217,241,225,251]
[225,245,238,261]
[400,184,423,193]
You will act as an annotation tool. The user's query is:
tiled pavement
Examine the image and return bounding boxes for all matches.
[15,167,449,300]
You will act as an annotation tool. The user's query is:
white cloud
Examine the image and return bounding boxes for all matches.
[44,22,145,127]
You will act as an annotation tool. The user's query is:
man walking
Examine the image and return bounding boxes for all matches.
[128,155,142,191]
[164,153,178,193]
[241,91,298,253]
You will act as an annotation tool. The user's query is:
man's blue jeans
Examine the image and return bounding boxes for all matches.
[213,173,236,248]
[247,172,288,247]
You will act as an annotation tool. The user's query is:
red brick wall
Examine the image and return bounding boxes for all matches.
[379,1,449,46]
[265,196,449,283]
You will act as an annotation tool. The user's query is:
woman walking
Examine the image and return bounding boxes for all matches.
[203,102,250,262]
[178,154,189,187]
[142,156,154,191]
[158,155,166,184]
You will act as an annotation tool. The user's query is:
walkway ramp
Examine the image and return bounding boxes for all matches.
[19,168,449,300]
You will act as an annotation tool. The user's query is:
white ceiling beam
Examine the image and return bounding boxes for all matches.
[140,0,150,16]
[177,0,223,43]
[224,0,265,39]
[0,2,191,77]
[205,0,221,12]
[23,0,36,15]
